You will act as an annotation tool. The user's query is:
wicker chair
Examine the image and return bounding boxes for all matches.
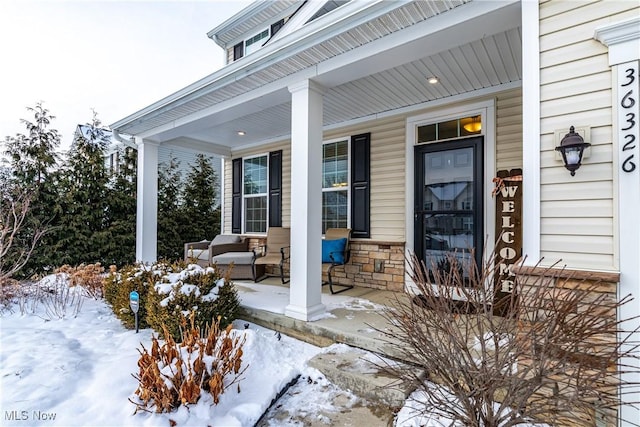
[252,227,290,284]
[322,228,353,294]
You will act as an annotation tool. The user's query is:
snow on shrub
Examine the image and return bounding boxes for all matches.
[130,314,247,413]
[104,261,240,339]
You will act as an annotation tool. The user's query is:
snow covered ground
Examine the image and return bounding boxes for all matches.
[0,274,546,427]
[0,283,323,426]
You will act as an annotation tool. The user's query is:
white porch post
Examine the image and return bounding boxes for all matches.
[285,80,325,321]
[135,138,159,263]
[521,0,541,263]
[595,17,640,426]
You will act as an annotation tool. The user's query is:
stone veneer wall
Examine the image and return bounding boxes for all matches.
[244,236,405,291]
[515,267,620,427]
[337,240,405,292]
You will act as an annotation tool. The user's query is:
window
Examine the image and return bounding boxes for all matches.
[245,29,269,55]
[233,42,244,61]
[243,155,268,233]
[417,115,482,143]
[232,151,282,234]
[322,139,349,233]
[107,152,119,174]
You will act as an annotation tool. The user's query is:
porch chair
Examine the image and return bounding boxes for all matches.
[322,228,353,294]
[184,234,248,267]
[252,227,290,284]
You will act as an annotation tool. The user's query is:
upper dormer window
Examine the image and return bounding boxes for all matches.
[231,18,285,62]
[245,29,269,55]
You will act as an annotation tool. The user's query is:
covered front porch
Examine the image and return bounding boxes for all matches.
[112,0,532,322]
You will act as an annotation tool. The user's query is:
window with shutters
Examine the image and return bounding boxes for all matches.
[322,139,349,233]
[243,154,268,233]
[232,150,282,234]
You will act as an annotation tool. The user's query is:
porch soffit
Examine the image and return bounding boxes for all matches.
[112,0,521,148]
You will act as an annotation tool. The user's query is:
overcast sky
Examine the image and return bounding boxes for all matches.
[0,0,251,151]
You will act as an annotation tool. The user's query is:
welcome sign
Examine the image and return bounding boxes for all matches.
[493,169,523,314]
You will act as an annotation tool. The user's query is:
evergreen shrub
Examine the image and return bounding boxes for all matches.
[103,263,161,329]
[104,262,240,338]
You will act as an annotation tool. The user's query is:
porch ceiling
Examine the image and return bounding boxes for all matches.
[183,27,522,148]
[112,0,522,153]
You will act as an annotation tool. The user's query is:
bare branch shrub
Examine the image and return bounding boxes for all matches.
[56,263,105,299]
[382,251,640,427]
[0,279,20,313]
[0,187,47,284]
[130,313,247,413]
[39,275,84,320]
[17,281,43,316]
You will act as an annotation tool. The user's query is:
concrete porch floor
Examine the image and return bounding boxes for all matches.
[234,277,410,362]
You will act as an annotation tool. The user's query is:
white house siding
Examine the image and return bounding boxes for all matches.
[496,89,523,171]
[538,0,639,271]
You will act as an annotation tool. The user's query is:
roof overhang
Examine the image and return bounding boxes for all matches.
[111,0,522,152]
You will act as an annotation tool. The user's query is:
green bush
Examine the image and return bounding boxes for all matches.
[104,262,240,340]
[103,263,162,329]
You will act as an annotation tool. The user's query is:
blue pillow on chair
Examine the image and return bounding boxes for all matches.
[322,238,347,264]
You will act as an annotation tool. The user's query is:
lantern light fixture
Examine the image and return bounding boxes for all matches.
[555,126,590,176]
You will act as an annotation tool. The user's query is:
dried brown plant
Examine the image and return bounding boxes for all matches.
[380,251,640,427]
[131,314,247,413]
[56,263,105,299]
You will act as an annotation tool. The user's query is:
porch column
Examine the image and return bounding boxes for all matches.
[595,17,640,425]
[135,138,159,263]
[285,79,325,321]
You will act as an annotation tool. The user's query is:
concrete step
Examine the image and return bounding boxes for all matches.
[257,381,396,427]
[239,305,410,363]
[308,345,426,408]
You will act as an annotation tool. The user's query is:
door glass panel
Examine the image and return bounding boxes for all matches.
[421,146,475,282]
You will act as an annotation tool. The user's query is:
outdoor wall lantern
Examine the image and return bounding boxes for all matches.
[555,126,590,176]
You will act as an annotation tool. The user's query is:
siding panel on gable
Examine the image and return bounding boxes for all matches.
[537,1,639,271]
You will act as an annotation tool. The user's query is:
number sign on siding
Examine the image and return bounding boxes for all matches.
[619,61,640,174]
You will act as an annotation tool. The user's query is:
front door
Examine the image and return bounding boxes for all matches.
[414,136,483,283]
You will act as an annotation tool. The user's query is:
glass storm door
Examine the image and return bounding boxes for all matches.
[414,137,483,283]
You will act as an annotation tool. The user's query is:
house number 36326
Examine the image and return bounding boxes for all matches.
[619,63,640,173]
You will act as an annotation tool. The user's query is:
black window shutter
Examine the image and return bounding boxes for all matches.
[233,42,244,61]
[271,19,285,37]
[269,150,282,227]
[231,158,242,234]
[351,133,370,238]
